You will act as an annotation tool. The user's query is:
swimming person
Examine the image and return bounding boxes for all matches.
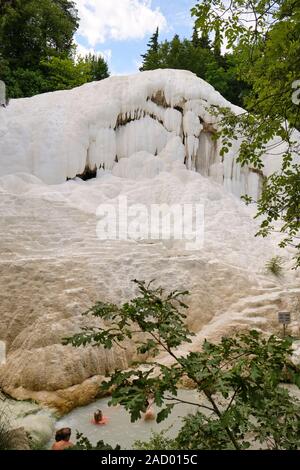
[92,409,108,425]
[94,409,103,424]
[52,427,74,450]
[144,394,155,421]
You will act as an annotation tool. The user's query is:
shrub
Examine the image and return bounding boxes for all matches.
[265,256,284,277]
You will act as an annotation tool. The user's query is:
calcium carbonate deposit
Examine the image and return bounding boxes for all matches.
[0,70,300,415]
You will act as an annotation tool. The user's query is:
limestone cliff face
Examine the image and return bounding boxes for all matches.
[0,71,299,411]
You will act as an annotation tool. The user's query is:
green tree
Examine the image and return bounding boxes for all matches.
[139,27,247,107]
[40,56,90,91]
[192,23,211,50]
[199,31,211,50]
[192,0,300,267]
[192,25,201,48]
[0,0,80,97]
[40,54,109,92]
[213,24,221,59]
[2,68,47,99]
[0,1,110,97]
[0,0,79,69]
[84,53,109,81]
[140,27,160,71]
[66,280,300,450]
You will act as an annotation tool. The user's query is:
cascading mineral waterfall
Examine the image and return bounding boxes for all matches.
[0,69,271,199]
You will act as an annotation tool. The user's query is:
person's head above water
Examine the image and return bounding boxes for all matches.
[94,409,103,422]
[145,392,155,407]
[55,427,72,442]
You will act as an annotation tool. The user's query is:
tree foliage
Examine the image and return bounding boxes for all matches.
[72,432,121,451]
[66,280,300,450]
[140,27,249,107]
[0,0,109,98]
[41,54,109,93]
[140,27,160,71]
[135,429,177,450]
[0,0,78,68]
[192,0,300,267]
[85,53,109,82]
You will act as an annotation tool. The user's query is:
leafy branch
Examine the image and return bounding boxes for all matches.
[65,280,300,450]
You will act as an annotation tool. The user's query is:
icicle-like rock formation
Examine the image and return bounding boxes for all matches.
[0,69,280,200]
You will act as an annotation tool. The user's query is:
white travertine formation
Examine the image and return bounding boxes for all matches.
[1,68,289,200]
[0,70,299,412]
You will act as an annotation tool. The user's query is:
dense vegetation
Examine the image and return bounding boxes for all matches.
[0,0,109,98]
[72,432,121,451]
[66,280,300,450]
[140,26,249,107]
